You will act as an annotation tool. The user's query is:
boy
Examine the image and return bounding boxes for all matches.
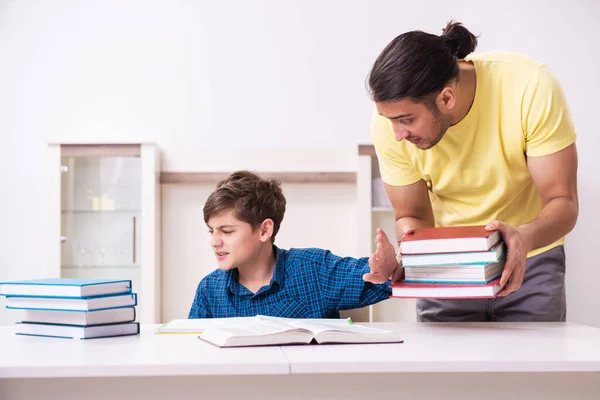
[188,170,398,319]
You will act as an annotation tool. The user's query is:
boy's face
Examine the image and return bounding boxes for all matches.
[206,209,266,271]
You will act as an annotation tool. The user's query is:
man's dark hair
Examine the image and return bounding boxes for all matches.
[368,20,479,104]
[203,170,286,243]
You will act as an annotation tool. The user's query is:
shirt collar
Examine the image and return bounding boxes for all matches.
[227,245,286,295]
[271,245,286,287]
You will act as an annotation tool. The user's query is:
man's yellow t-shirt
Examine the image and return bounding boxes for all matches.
[371,52,577,258]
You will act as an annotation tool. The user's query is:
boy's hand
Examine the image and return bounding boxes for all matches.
[363,228,401,284]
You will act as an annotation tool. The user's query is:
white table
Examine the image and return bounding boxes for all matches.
[1,322,600,399]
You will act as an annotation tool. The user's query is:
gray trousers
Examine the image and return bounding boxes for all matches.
[416,245,567,322]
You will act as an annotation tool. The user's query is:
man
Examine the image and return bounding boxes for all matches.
[188,170,397,319]
[363,21,578,322]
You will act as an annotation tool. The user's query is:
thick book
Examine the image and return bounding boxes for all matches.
[5,293,137,311]
[0,278,132,298]
[400,225,501,255]
[15,321,140,339]
[391,278,504,299]
[402,241,505,266]
[195,315,403,347]
[19,307,136,326]
[404,257,505,284]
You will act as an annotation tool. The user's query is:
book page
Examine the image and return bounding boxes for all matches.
[287,319,391,336]
[219,317,310,336]
[286,321,402,344]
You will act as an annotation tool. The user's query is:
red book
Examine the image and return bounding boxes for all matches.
[399,225,501,255]
[390,278,504,299]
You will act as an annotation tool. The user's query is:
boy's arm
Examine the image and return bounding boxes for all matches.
[187,280,213,319]
[316,248,393,312]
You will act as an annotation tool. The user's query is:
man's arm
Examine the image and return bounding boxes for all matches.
[521,143,579,249]
[385,179,435,239]
[488,143,578,295]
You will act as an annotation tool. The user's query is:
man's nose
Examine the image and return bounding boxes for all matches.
[393,126,410,141]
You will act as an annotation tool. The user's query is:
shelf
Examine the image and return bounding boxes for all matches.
[60,144,141,157]
[372,207,394,213]
[61,265,140,269]
[358,144,376,157]
[61,210,140,214]
[160,171,356,184]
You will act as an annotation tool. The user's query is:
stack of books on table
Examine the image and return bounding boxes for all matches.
[391,225,507,298]
[0,278,139,339]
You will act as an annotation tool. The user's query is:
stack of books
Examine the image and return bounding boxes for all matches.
[391,225,507,298]
[0,278,139,339]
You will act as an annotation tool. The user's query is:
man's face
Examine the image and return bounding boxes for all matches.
[207,209,264,271]
[376,99,452,150]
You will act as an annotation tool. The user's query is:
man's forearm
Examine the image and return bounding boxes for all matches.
[518,196,578,252]
[395,216,434,242]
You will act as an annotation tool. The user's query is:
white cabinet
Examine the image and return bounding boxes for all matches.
[357,145,416,322]
[47,143,161,323]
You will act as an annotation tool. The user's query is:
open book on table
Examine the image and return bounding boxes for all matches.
[185,315,403,348]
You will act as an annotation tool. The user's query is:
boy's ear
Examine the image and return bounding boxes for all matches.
[259,219,274,243]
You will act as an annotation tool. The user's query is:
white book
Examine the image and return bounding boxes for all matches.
[6,293,137,311]
[193,316,403,347]
[402,241,506,266]
[399,226,501,255]
[15,322,140,339]
[20,307,136,326]
[391,278,504,298]
[404,259,505,283]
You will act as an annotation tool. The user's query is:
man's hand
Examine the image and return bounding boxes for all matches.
[486,220,530,296]
[398,225,415,241]
[363,229,401,284]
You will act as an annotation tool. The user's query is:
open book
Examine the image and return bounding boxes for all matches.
[191,316,403,347]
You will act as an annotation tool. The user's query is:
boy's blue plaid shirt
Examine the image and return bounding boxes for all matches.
[188,246,391,319]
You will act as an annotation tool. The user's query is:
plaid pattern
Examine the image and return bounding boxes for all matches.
[188,246,391,319]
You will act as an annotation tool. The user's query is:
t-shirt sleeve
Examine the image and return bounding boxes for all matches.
[370,107,421,186]
[522,65,577,157]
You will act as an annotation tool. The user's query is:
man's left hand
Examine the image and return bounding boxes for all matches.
[486,220,530,296]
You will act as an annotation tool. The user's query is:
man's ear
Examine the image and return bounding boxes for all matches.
[259,219,274,243]
[436,86,456,112]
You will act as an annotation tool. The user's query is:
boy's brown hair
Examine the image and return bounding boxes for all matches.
[203,170,287,243]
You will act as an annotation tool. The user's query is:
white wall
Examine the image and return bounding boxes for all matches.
[1,0,599,326]
[161,182,359,321]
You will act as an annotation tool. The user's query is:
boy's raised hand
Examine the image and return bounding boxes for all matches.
[363,228,402,284]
